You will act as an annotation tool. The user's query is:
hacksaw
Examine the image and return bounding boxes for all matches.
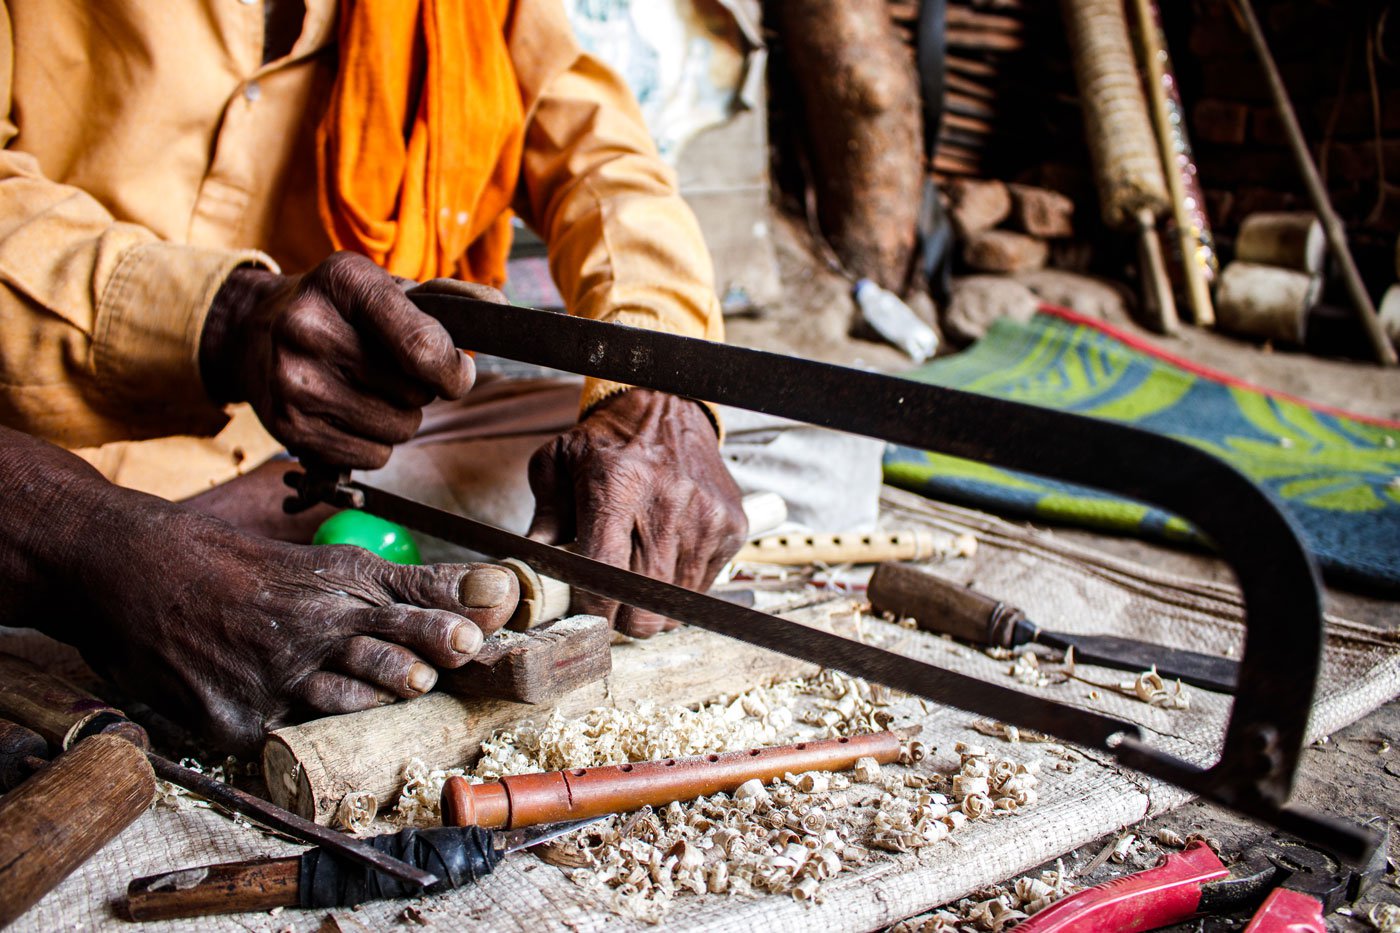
[286,294,1377,862]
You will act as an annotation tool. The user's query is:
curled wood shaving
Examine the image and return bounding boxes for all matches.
[335,790,379,834]
[892,860,1077,932]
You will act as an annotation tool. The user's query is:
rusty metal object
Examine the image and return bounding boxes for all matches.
[441,732,905,830]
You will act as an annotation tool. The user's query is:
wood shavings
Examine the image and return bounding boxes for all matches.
[1155,827,1185,848]
[391,759,466,824]
[892,860,1077,932]
[1109,833,1138,863]
[853,756,882,783]
[335,790,378,834]
[1369,903,1400,932]
[153,756,243,811]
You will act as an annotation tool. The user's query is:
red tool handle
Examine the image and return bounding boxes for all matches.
[1242,888,1327,933]
[1016,841,1229,932]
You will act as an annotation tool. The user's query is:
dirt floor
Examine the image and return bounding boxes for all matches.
[729,210,1400,929]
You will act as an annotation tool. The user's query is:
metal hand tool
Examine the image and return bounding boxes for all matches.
[868,563,1239,693]
[119,818,602,921]
[286,293,1375,861]
[0,653,437,890]
[1017,829,1387,931]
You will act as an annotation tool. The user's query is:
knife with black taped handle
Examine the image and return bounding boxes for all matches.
[868,562,1239,693]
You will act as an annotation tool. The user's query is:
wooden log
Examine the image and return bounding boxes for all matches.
[946,28,1025,52]
[0,735,156,927]
[1214,261,1320,345]
[946,7,1025,32]
[963,229,1050,273]
[777,0,923,291]
[439,615,611,704]
[947,178,1012,237]
[1235,211,1325,273]
[1007,184,1075,238]
[947,55,999,79]
[262,602,862,824]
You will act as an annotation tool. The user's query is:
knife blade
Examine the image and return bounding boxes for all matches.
[867,562,1238,693]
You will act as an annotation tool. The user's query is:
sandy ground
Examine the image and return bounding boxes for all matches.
[728,209,1400,928]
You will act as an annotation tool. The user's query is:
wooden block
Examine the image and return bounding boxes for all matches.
[962,229,1048,273]
[946,178,1011,237]
[1192,99,1249,145]
[438,615,611,704]
[1007,184,1074,238]
[263,601,863,823]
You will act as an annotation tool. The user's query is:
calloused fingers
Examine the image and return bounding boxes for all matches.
[380,563,518,640]
[296,670,398,716]
[350,603,484,669]
[330,634,437,697]
[570,506,635,629]
[614,529,680,638]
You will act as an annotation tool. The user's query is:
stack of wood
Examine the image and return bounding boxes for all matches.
[1214,211,1325,345]
[946,178,1074,273]
[885,0,1029,181]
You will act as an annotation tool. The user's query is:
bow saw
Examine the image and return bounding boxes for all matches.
[286,293,1377,863]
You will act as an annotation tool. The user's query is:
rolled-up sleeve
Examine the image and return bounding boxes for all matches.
[0,6,276,449]
[508,0,725,418]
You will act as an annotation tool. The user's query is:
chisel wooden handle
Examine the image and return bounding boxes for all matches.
[868,562,1025,647]
[441,731,903,829]
[0,734,156,928]
[734,529,937,566]
[0,653,148,751]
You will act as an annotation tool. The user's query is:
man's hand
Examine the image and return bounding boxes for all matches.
[78,502,518,753]
[526,389,746,637]
[0,427,520,753]
[200,252,486,469]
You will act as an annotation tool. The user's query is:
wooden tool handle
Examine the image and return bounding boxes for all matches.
[868,563,1025,647]
[121,857,300,922]
[0,718,48,791]
[734,529,937,566]
[0,734,156,927]
[0,653,148,751]
[441,731,903,829]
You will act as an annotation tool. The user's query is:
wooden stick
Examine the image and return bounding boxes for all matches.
[1137,209,1181,333]
[1230,0,1396,366]
[121,858,299,922]
[0,735,156,928]
[262,602,863,824]
[735,529,938,566]
[1129,0,1216,326]
[442,732,905,829]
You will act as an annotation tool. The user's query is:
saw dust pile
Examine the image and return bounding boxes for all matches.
[383,671,1048,923]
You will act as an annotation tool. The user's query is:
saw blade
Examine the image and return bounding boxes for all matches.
[350,481,1139,751]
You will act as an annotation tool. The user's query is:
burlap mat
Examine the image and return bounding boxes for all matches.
[14,489,1399,932]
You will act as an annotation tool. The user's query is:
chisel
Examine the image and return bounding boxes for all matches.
[119,818,602,921]
[868,563,1239,693]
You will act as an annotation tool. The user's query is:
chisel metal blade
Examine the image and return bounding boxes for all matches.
[1029,628,1238,693]
[497,816,608,855]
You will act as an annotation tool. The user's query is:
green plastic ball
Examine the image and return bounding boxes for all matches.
[312,509,423,565]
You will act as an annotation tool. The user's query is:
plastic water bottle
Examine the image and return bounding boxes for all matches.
[853,279,939,363]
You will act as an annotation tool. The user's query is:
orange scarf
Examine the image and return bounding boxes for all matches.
[317,0,524,285]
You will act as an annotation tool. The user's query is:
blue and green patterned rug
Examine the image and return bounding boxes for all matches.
[883,307,1400,593]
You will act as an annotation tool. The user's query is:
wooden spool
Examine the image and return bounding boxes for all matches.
[1214,261,1320,345]
[1235,212,1326,274]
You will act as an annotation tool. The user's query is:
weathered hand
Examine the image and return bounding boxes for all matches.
[526,389,746,637]
[0,427,519,753]
[200,253,490,469]
[71,496,518,752]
